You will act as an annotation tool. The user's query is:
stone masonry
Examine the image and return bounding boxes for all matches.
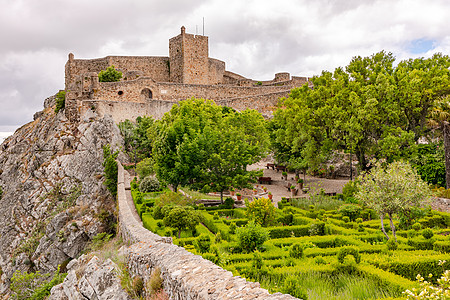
[117,162,299,299]
[64,26,310,123]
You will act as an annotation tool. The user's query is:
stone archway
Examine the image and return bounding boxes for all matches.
[140,88,153,100]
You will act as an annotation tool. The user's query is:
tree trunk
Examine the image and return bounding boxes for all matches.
[380,214,389,240]
[220,191,224,204]
[388,212,397,242]
[444,121,450,189]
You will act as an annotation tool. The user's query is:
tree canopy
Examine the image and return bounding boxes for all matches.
[152,98,269,197]
[271,52,450,175]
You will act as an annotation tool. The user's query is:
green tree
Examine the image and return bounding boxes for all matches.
[245,197,276,227]
[163,206,198,238]
[271,52,450,173]
[98,65,122,82]
[427,96,450,188]
[152,98,268,195]
[355,161,431,241]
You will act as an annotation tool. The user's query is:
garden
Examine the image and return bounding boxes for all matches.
[130,175,450,300]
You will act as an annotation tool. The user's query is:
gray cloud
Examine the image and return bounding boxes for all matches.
[1,0,450,129]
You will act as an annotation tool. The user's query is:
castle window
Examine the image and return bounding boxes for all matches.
[118,91,124,96]
[141,88,153,100]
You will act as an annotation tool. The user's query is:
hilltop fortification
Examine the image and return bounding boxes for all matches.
[65,26,308,122]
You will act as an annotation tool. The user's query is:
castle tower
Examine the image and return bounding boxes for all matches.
[169,26,210,85]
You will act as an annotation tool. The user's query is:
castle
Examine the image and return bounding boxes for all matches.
[64,26,309,122]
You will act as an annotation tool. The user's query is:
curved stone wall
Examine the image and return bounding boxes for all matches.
[117,162,298,299]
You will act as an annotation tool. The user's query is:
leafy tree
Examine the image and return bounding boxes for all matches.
[245,197,276,227]
[136,157,155,179]
[98,65,122,82]
[427,97,450,188]
[54,90,66,113]
[355,161,431,241]
[103,144,118,198]
[118,116,155,163]
[410,143,446,187]
[152,98,269,196]
[271,52,450,173]
[163,206,198,238]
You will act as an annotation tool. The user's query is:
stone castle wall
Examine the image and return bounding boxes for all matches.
[117,162,297,299]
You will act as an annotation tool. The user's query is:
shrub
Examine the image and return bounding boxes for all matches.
[229,222,237,234]
[222,197,234,209]
[422,228,434,239]
[412,222,422,231]
[315,256,326,265]
[139,176,161,193]
[213,212,219,220]
[215,232,222,243]
[194,234,212,253]
[338,203,362,221]
[102,145,118,198]
[236,221,269,253]
[386,239,398,251]
[355,218,363,223]
[98,65,122,82]
[54,90,66,113]
[251,251,264,269]
[342,216,350,223]
[403,269,450,299]
[281,276,308,299]
[337,247,361,264]
[289,243,304,259]
[434,241,450,253]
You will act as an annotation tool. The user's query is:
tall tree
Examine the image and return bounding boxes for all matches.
[427,96,450,188]
[152,98,269,195]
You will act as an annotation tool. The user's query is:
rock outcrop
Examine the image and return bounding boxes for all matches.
[0,97,124,293]
[49,254,131,300]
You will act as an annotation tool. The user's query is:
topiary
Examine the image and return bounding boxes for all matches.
[337,247,361,264]
[139,176,161,193]
[422,228,434,239]
[289,243,304,259]
[412,222,422,231]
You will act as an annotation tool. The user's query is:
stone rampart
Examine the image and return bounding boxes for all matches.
[117,162,298,299]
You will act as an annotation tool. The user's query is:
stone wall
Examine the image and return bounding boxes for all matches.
[65,54,170,90]
[117,163,298,299]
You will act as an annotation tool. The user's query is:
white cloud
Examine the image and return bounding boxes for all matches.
[1,0,450,129]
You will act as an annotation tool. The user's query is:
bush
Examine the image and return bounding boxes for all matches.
[236,221,269,253]
[98,65,122,82]
[194,234,212,253]
[315,256,326,265]
[229,222,237,234]
[337,247,361,264]
[422,228,434,239]
[289,243,304,259]
[54,90,66,113]
[281,276,308,299]
[412,222,422,231]
[245,197,276,227]
[342,216,350,223]
[386,239,398,251]
[102,145,118,198]
[403,269,450,300]
[139,176,161,193]
[338,204,362,221]
[251,251,264,269]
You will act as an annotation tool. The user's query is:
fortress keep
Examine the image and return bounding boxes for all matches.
[64,26,309,122]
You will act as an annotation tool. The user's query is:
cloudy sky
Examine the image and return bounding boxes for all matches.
[1,0,450,141]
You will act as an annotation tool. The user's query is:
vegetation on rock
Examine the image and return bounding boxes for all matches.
[98,65,123,82]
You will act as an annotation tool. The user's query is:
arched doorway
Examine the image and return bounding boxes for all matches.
[141,88,153,100]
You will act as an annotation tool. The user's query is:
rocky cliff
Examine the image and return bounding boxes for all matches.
[0,96,124,294]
